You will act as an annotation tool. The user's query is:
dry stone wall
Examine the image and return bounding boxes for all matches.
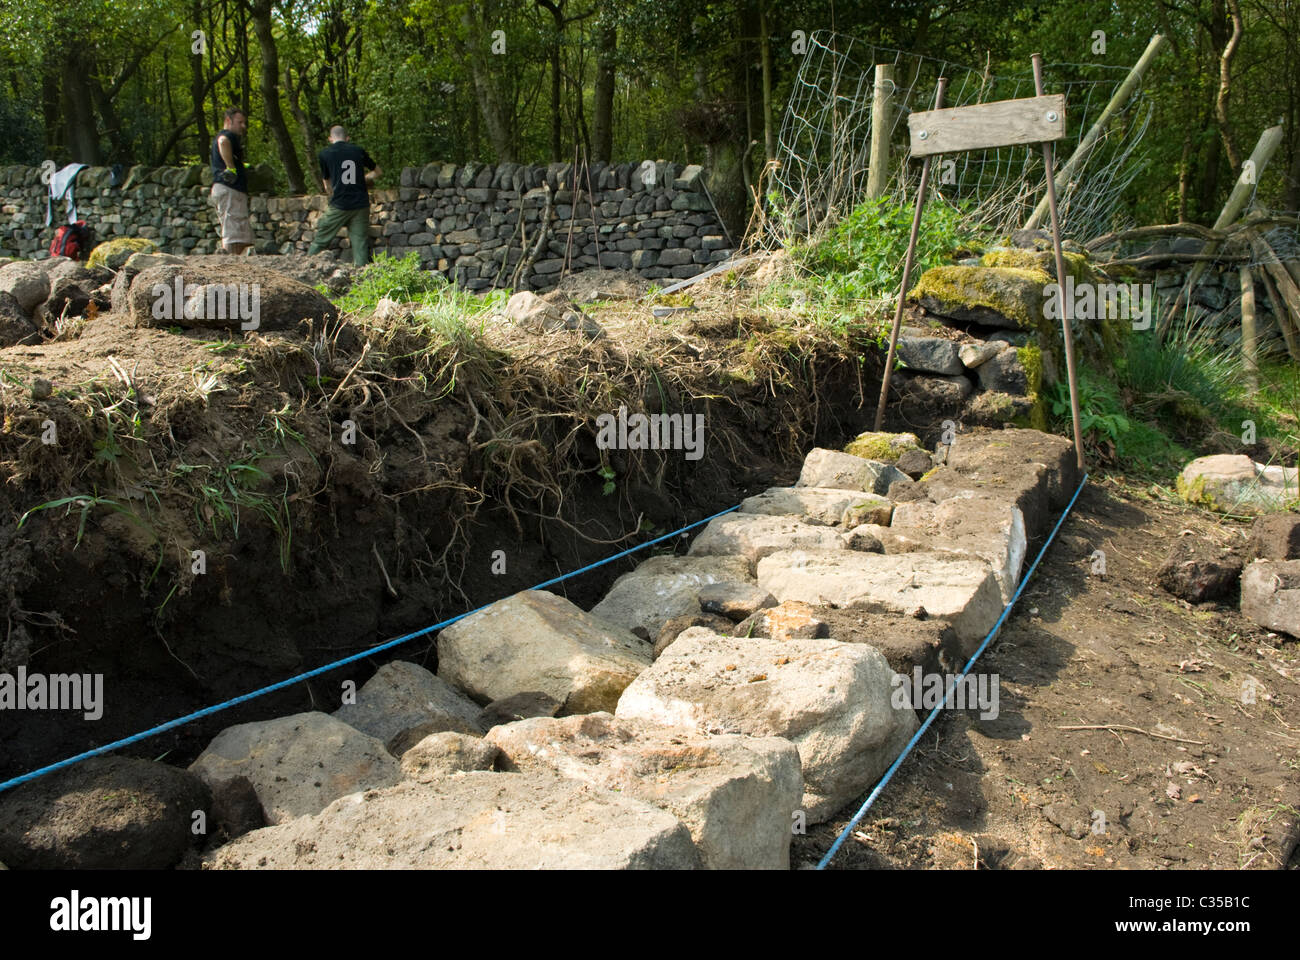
[0,161,733,292]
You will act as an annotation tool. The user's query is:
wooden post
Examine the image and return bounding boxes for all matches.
[1033,53,1086,472]
[1240,265,1259,389]
[1024,34,1167,231]
[1283,249,1300,296]
[1161,124,1284,335]
[1248,229,1300,359]
[873,77,947,432]
[1257,266,1300,361]
[866,64,895,200]
[1209,126,1286,232]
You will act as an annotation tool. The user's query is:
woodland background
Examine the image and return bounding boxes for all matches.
[1,0,1297,229]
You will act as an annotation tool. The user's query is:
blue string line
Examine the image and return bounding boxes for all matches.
[0,502,743,794]
[817,472,1089,869]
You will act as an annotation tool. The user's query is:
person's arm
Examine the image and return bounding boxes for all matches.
[365,164,382,184]
[363,151,381,184]
[321,178,331,193]
[218,135,236,169]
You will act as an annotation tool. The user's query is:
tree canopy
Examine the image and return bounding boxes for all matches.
[0,0,1295,225]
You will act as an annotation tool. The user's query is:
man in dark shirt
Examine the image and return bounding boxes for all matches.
[308,126,381,266]
[210,107,253,254]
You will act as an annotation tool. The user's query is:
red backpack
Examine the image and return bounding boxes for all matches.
[49,221,93,260]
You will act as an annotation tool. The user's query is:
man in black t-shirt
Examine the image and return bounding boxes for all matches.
[210,107,253,254]
[307,126,381,266]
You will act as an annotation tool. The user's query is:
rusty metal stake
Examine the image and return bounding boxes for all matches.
[1033,53,1086,472]
[874,77,947,432]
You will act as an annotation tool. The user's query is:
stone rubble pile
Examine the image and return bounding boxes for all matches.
[1159,457,1300,639]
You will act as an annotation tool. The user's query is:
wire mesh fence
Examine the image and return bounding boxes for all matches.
[764,32,1153,246]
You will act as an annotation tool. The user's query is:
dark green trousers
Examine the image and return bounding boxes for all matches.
[309,204,370,265]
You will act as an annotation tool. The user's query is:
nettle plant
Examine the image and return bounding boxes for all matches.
[791,194,985,306]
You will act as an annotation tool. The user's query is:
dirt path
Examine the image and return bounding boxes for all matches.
[799,479,1300,870]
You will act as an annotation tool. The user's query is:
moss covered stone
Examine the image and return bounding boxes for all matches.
[843,431,921,463]
[1012,395,1049,432]
[1176,473,1217,511]
[1016,344,1043,397]
[1007,344,1048,431]
[87,237,158,271]
[908,265,1049,330]
[980,248,1096,283]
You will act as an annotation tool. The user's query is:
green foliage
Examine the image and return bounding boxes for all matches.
[1049,373,1131,448]
[597,464,616,496]
[0,94,42,165]
[1247,361,1300,442]
[1116,318,1248,443]
[336,252,454,313]
[790,195,985,306]
[1047,365,1191,476]
[1050,314,1267,476]
[1,0,1294,227]
[753,195,987,336]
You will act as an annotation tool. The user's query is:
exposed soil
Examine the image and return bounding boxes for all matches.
[3,255,1297,873]
[0,269,883,781]
[798,479,1300,870]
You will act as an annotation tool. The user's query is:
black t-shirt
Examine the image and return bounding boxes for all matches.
[210,129,247,193]
[318,142,376,210]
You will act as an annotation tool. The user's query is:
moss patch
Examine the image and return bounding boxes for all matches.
[653,292,695,308]
[980,248,1096,283]
[1017,345,1043,397]
[1011,344,1048,431]
[843,431,920,462]
[979,393,1018,419]
[1176,472,1221,512]
[87,237,158,271]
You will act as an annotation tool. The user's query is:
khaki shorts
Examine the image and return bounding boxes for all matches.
[210,182,253,245]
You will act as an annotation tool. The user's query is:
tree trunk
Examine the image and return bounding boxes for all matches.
[165,51,180,163]
[592,12,616,162]
[151,56,239,165]
[1177,134,1192,222]
[249,0,305,192]
[759,2,774,163]
[89,75,128,161]
[535,0,565,161]
[41,60,60,158]
[549,42,562,161]
[61,55,101,164]
[1215,0,1244,172]
[284,67,319,177]
[237,1,252,114]
[462,6,514,162]
[191,0,211,155]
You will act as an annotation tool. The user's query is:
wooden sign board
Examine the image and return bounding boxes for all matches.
[908,94,1066,157]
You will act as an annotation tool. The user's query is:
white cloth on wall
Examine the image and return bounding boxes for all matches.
[46,163,89,227]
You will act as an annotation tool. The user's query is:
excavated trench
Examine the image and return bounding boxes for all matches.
[0,296,903,783]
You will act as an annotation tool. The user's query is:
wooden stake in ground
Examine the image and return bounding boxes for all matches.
[1033,53,1085,472]
[866,64,895,201]
[1240,265,1259,389]
[1247,229,1300,351]
[1254,254,1300,361]
[873,77,947,432]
